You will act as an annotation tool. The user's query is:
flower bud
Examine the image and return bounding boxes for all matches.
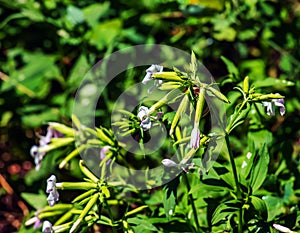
[162,159,177,167]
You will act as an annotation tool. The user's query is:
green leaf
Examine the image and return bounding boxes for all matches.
[189,182,229,198]
[228,102,251,132]
[221,56,239,79]
[163,177,179,219]
[122,27,147,44]
[196,0,224,11]
[249,144,270,193]
[21,191,47,209]
[253,77,294,88]
[66,5,85,26]
[240,151,255,180]
[21,107,60,128]
[82,2,110,28]
[202,163,234,190]
[248,130,273,151]
[212,199,241,225]
[67,55,90,90]
[2,53,59,98]
[21,8,44,21]
[213,26,237,42]
[262,196,285,221]
[127,216,158,233]
[249,195,268,220]
[162,111,176,125]
[280,54,292,72]
[240,59,265,80]
[88,19,122,51]
[283,179,295,203]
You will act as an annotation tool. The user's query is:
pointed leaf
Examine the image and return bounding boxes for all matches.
[212,200,241,225]
[250,144,270,193]
[253,78,294,88]
[240,151,255,180]
[249,195,268,220]
[221,56,239,79]
[163,177,179,219]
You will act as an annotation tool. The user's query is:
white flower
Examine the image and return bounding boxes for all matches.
[137,106,152,131]
[30,145,44,171]
[189,127,200,149]
[42,221,53,233]
[142,64,163,93]
[46,175,59,206]
[46,175,56,193]
[142,64,163,84]
[262,96,285,116]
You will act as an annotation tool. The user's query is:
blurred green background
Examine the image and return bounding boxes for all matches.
[1,0,300,232]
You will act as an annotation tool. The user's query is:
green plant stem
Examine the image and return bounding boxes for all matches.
[225,134,243,233]
[183,173,203,233]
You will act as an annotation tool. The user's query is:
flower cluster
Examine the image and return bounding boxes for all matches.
[26,57,292,233]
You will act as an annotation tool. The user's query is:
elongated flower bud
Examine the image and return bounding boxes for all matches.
[243,76,249,94]
[169,94,189,136]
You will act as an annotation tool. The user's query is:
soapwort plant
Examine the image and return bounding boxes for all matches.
[25,53,297,233]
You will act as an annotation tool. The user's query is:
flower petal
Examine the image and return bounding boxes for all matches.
[142,73,152,85]
[33,218,42,230]
[146,64,163,73]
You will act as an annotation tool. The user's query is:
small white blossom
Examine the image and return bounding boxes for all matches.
[142,64,163,85]
[46,175,56,193]
[47,191,59,207]
[30,145,44,170]
[262,96,285,116]
[142,64,163,93]
[42,221,53,233]
[137,106,152,131]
